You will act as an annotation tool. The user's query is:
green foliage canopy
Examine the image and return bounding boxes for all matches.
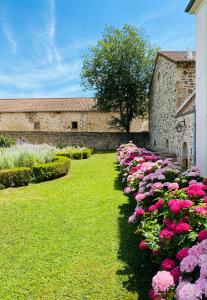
[81,24,158,132]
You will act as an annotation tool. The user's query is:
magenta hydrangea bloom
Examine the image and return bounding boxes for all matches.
[161,258,175,271]
[152,271,174,294]
[198,230,207,242]
[170,266,180,284]
[175,221,190,234]
[148,205,157,212]
[176,247,189,261]
[139,240,149,251]
[135,208,145,217]
[160,228,174,240]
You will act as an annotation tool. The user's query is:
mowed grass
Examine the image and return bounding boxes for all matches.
[0,152,144,300]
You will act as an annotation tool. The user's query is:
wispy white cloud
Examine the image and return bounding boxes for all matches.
[45,0,61,64]
[0,10,17,54]
[0,59,82,89]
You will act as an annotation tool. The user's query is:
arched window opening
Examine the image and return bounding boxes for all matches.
[182,142,188,170]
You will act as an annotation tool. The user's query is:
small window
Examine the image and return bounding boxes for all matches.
[154,140,156,147]
[166,139,169,150]
[34,121,40,130]
[158,72,160,82]
[71,121,78,129]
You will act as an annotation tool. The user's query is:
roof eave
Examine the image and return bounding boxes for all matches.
[185,0,203,13]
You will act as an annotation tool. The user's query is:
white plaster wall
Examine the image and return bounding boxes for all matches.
[195,0,207,175]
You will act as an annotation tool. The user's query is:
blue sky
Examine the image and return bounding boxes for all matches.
[0,0,195,98]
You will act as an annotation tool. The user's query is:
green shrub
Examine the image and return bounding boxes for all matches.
[56,148,92,160]
[0,135,15,148]
[0,167,32,188]
[68,149,83,160]
[32,156,71,182]
[56,143,68,149]
[55,151,71,159]
[82,148,92,159]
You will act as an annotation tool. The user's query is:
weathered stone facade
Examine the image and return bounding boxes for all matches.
[149,55,177,155]
[0,111,148,133]
[149,51,196,167]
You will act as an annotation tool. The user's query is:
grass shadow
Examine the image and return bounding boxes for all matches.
[116,177,155,299]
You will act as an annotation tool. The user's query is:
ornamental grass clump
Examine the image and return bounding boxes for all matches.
[117,142,207,299]
[0,143,55,170]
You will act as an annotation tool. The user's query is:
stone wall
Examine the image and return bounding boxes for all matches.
[149,56,177,155]
[1,131,150,150]
[0,111,148,133]
[149,56,196,157]
[176,62,196,108]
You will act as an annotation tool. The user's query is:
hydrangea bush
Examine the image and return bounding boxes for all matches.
[117,142,207,300]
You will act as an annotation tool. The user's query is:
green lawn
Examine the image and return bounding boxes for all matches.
[0,152,149,300]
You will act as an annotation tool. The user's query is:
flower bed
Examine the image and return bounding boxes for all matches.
[0,143,55,170]
[117,141,207,300]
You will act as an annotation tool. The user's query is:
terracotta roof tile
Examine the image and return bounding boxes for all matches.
[0,97,97,113]
[159,51,196,63]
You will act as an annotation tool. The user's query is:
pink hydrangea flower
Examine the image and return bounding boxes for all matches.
[180,255,198,273]
[152,271,174,294]
[168,182,179,191]
[161,258,175,271]
[124,186,132,194]
[152,182,163,190]
[176,282,202,300]
[135,193,145,202]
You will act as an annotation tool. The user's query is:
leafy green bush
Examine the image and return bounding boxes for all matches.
[0,167,32,188]
[32,156,71,182]
[0,135,15,148]
[82,148,92,159]
[56,148,92,160]
[69,149,83,160]
[55,151,71,159]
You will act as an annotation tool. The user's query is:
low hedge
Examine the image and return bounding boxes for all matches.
[82,148,92,159]
[0,134,15,148]
[56,148,92,160]
[0,167,32,188]
[32,156,71,182]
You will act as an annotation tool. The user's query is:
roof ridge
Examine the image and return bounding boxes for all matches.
[0,97,95,101]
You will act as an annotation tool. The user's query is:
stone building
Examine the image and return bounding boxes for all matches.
[0,97,148,149]
[149,51,196,168]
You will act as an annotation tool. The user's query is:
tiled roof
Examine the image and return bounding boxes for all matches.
[159,51,196,63]
[0,97,97,113]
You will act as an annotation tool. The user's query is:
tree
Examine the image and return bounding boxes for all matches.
[81,24,158,133]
